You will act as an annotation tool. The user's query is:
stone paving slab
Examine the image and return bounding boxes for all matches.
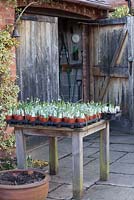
[116,152,134,164]
[97,173,134,187]
[83,147,99,158]
[59,155,96,168]
[110,135,134,144]
[28,131,134,200]
[110,143,134,152]
[28,144,49,161]
[82,185,134,200]
[93,150,126,163]
[110,162,134,174]
[49,181,63,193]
[48,184,73,200]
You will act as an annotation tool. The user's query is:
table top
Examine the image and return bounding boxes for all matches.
[12,120,108,137]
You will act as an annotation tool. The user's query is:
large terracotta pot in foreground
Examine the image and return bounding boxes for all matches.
[0,169,50,200]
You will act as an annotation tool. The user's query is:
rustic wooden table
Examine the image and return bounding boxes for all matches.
[13,120,109,200]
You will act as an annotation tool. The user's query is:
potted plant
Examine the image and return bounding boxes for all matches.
[5,109,13,121]
[0,169,50,200]
[38,109,49,123]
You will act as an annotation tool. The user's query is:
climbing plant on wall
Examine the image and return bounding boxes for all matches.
[109,5,130,18]
[0,28,19,144]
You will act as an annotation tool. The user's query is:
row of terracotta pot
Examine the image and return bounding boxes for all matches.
[6,113,102,124]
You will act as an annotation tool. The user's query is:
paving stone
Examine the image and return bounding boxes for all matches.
[97,173,134,187]
[88,142,100,148]
[83,159,100,187]
[110,135,134,144]
[48,184,72,200]
[83,132,99,141]
[116,152,134,163]
[83,147,99,158]
[93,150,126,163]
[110,143,134,152]
[27,144,49,161]
[28,130,134,200]
[83,185,134,200]
[110,162,134,174]
[59,155,95,168]
[50,168,72,184]
[49,181,63,193]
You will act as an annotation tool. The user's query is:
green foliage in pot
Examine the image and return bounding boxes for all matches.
[0,27,19,151]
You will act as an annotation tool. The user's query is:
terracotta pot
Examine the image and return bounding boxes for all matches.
[93,114,97,119]
[88,116,94,120]
[76,118,86,123]
[16,115,24,121]
[25,115,30,120]
[39,116,48,123]
[5,115,12,121]
[29,116,37,122]
[67,118,76,124]
[51,117,62,123]
[12,115,18,120]
[0,169,50,200]
[63,117,68,123]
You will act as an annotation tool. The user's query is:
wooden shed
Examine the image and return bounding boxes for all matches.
[16,0,134,128]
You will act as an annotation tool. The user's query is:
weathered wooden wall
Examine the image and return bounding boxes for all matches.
[127,17,134,127]
[16,15,59,101]
[89,18,129,117]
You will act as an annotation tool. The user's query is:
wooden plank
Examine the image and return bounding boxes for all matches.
[72,133,83,199]
[21,15,57,23]
[127,17,134,127]
[82,122,106,137]
[99,27,128,101]
[15,129,27,169]
[97,17,127,26]
[82,24,90,101]
[16,16,59,101]
[93,66,129,78]
[100,121,109,180]
[89,26,95,100]
[49,137,59,175]
[18,0,109,19]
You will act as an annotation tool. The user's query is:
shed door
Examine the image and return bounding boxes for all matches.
[89,23,129,113]
[16,16,59,101]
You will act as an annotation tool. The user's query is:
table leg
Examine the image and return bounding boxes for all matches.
[15,129,27,169]
[72,134,83,200]
[49,137,59,175]
[100,121,109,181]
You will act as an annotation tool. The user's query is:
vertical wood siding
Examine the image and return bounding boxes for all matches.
[127,17,134,126]
[16,16,59,102]
[89,20,129,116]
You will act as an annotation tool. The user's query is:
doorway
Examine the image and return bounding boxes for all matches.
[58,18,83,102]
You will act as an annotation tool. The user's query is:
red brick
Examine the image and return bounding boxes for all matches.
[0,1,16,77]
[107,0,127,7]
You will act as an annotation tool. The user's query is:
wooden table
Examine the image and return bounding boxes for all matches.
[13,120,109,200]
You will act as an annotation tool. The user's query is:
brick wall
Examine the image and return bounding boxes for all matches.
[106,0,127,7]
[0,2,16,78]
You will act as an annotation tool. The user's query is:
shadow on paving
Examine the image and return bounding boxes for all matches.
[26,130,134,200]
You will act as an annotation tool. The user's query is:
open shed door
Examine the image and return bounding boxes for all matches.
[88,19,129,116]
[16,15,59,101]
